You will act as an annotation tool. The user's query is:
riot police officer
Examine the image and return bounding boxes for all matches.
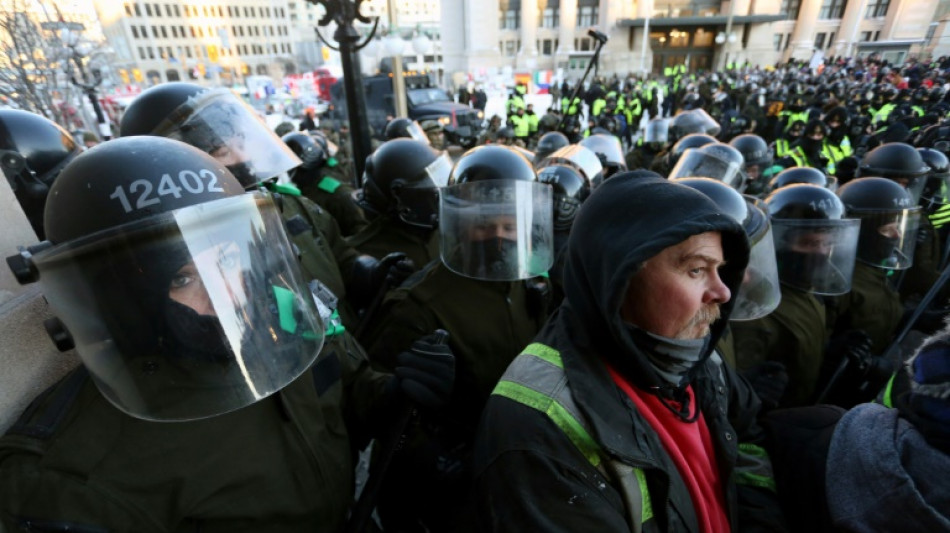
[349,138,451,275]
[362,145,554,532]
[0,110,81,239]
[282,130,369,237]
[859,143,936,303]
[730,133,775,196]
[731,184,861,407]
[821,177,920,406]
[0,137,453,530]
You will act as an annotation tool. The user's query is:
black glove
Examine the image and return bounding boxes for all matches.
[348,252,415,311]
[394,330,455,410]
[381,252,416,288]
[741,361,789,411]
[826,329,873,366]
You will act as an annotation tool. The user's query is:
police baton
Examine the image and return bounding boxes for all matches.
[884,258,950,361]
[345,330,449,533]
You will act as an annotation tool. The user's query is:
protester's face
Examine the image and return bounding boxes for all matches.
[746,164,762,181]
[168,242,244,316]
[621,232,730,340]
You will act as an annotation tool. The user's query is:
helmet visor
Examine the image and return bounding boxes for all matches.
[541,145,605,188]
[669,149,744,190]
[772,218,861,295]
[440,180,554,280]
[32,192,324,421]
[406,121,430,145]
[153,89,302,187]
[731,225,782,321]
[645,118,672,143]
[853,208,921,270]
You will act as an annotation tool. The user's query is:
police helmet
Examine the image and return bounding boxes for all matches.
[579,133,627,179]
[120,82,301,188]
[32,136,324,421]
[384,117,430,144]
[537,161,590,230]
[0,109,81,239]
[359,138,452,228]
[281,131,327,170]
[534,131,570,162]
[838,177,920,270]
[770,166,829,192]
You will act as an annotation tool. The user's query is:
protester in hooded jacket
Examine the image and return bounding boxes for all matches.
[473,175,786,532]
[764,320,950,532]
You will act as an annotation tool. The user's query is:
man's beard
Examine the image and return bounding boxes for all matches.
[675,304,721,340]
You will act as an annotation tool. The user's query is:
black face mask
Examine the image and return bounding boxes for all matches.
[801,135,823,154]
[776,249,832,289]
[467,237,519,278]
[163,299,232,363]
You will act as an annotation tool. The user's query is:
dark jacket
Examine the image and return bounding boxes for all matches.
[473,176,786,532]
[0,330,390,532]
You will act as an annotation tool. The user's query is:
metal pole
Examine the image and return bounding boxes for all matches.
[639,0,651,75]
[336,22,373,179]
[387,0,408,117]
[555,33,608,132]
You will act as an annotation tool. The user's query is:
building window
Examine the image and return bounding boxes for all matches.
[542,7,559,28]
[543,39,554,55]
[132,25,140,38]
[125,3,133,16]
[145,3,152,16]
[154,3,160,16]
[171,25,177,37]
[860,31,873,41]
[773,33,783,51]
[173,4,180,16]
[827,31,835,48]
[865,0,889,17]
[160,26,167,38]
[577,6,598,27]
[505,40,516,56]
[780,0,801,20]
[819,0,847,19]
[926,23,938,46]
[579,37,591,51]
[814,32,826,49]
[165,4,173,16]
[138,46,146,60]
[134,3,141,16]
[784,33,791,50]
[140,25,148,37]
[147,46,155,59]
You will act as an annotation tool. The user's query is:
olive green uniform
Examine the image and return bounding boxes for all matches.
[345,217,440,273]
[731,287,828,406]
[361,262,546,531]
[825,262,903,355]
[296,165,369,238]
[900,216,943,303]
[364,262,544,423]
[265,183,359,327]
[0,328,390,532]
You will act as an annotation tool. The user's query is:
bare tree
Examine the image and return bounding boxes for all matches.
[0,0,77,126]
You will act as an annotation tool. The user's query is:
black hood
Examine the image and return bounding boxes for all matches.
[562,173,750,392]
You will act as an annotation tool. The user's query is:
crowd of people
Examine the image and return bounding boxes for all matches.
[1,52,950,532]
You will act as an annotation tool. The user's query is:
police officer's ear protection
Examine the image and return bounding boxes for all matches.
[0,149,48,200]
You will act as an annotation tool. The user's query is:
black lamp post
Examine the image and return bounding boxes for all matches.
[308,0,379,179]
[62,29,112,140]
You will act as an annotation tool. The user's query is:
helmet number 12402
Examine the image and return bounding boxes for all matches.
[109,169,225,213]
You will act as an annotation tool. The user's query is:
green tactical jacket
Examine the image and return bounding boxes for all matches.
[825,262,903,355]
[0,331,390,532]
[731,287,828,406]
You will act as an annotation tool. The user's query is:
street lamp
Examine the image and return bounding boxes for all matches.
[309,0,380,180]
[61,26,112,140]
